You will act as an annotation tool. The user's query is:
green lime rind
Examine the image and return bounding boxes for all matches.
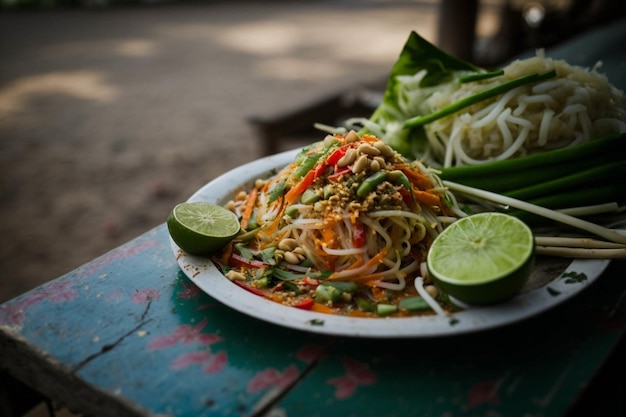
[167,202,240,255]
[427,212,535,305]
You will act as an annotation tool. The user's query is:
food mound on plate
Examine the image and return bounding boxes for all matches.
[213,131,464,317]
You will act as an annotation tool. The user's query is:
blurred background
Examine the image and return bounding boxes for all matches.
[1,0,625,305]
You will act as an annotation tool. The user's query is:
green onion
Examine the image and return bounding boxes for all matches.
[444,180,626,244]
[459,69,504,83]
[436,134,626,216]
[511,183,624,223]
[440,133,624,181]
[443,152,621,193]
[505,161,626,201]
[321,282,359,293]
[404,70,557,128]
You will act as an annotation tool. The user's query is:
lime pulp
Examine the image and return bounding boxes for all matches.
[167,202,240,255]
[427,212,535,305]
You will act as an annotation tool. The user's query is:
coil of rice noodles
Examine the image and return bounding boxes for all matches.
[399,51,626,167]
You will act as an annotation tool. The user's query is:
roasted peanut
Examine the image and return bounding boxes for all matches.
[336,148,357,168]
[225,270,246,281]
[373,141,394,157]
[278,238,298,252]
[352,154,369,174]
[425,285,439,299]
[344,130,360,143]
[373,156,387,169]
[357,143,381,156]
[283,251,301,265]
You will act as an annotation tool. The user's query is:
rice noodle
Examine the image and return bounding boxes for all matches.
[365,51,626,167]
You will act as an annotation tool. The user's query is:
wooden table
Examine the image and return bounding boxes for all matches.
[1,222,624,417]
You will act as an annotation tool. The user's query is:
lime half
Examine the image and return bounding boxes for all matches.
[167,202,240,255]
[427,212,535,305]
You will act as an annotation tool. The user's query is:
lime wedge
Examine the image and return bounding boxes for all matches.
[167,202,240,255]
[427,212,535,305]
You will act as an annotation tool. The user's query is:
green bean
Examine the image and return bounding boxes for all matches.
[301,188,321,204]
[292,153,322,179]
[357,171,388,198]
[399,296,431,312]
[267,179,286,204]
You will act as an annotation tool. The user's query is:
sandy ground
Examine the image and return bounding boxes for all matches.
[0,1,505,304]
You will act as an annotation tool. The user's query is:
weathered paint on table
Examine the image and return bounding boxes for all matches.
[1,223,625,417]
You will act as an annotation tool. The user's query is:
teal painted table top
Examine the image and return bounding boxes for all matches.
[1,223,625,417]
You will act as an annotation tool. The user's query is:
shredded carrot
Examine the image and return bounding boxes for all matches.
[347,310,372,318]
[311,302,335,314]
[256,200,286,242]
[361,134,379,143]
[217,242,234,265]
[401,167,433,190]
[371,287,388,302]
[326,248,387,281]
[355,276,386,285]
[413,189,442,207]
[345,255,365,270]
[320,224,337,248]
[239,187,258,230]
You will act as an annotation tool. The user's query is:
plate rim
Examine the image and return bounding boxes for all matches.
[171,149,611,338]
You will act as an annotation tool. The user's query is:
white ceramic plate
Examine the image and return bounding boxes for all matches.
[171,149,611,338]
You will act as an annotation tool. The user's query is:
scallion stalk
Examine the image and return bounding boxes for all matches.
[440,133,625,181]
[512,183,623,222]
[444,180,626,244]
[404,70,557,128]
[505,161,626,201]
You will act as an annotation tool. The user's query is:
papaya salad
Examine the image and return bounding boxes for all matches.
[214,131,466,317]
[210,32,626,318]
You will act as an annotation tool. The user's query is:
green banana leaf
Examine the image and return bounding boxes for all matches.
[364,31,481,158]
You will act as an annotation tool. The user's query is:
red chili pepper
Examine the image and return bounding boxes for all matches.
[328,166,351,182]
[293,298,315,310]
[326,146,349,166]
[233,280,266,297]
[353,223,366,248]
[398,187,413,206]
[228,253,266,269]
[301,277,321,287]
